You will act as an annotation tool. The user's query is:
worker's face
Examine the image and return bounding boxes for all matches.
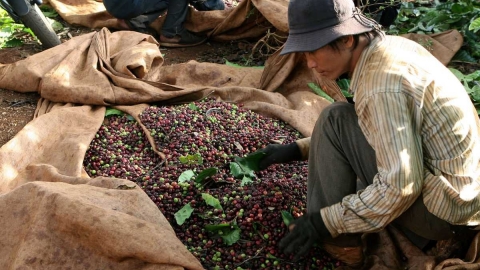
[303,37,354,80]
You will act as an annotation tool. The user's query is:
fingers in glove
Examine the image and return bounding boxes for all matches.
[280,233,307,255]
[293,237,316,261]
[279,217,305,250]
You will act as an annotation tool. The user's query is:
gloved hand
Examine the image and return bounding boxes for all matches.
[257,142,302,170]
[279,212,331,261]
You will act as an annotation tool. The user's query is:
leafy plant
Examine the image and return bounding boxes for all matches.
[0,9,26,48]
[449,68,480,113]
[388,0,480,61]
[381,0,480,115]
[0,6,62,48]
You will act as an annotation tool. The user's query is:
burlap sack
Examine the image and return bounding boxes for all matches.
[401,29,464,66]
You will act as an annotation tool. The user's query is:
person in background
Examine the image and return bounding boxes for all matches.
[256,0,480,268]
[103,0,225,47]
[354,0,399,28]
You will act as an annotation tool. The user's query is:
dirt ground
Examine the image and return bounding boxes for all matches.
[0,24,269,148]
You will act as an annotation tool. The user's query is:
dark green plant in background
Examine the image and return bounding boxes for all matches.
[386,0,480,114]
[0,6,62,48]
[387,0,480,62]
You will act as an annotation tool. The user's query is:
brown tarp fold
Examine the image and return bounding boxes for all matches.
[0,0,477,269]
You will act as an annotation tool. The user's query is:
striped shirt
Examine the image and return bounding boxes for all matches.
[314,35,480,237]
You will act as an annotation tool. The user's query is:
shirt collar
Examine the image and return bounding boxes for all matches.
[349,35,384,99]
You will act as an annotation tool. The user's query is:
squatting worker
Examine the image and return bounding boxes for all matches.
[256,0,480,267]
[103,0,224,47]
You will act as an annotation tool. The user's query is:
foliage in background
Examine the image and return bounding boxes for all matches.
[387,0,480,61]
[449,68,480,114]
[0,9,26,47]
[0,5,62,48]
[387,0,480,114]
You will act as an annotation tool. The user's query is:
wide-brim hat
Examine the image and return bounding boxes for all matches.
[280,0,378,55]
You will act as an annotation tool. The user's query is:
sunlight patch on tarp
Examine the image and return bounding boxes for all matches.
[26,127,40,143]
[303,101,312,106]
[0,163,18,188]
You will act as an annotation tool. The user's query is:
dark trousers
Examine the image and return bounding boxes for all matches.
[307,102,453,248]
[103,0,189,37]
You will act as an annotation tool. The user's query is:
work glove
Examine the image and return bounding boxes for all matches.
[257,142,302,170]
[279,212,331,261]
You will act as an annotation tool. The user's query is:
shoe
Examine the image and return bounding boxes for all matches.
[159,29,207,48]
[123,19,159,38]
[323,243,364,269]
[190,0,225,11]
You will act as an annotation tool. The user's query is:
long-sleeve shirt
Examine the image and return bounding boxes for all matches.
[298,35,480,237]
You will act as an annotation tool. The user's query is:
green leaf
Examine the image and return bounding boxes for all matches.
[195,167,218,183]
[229,152,265,182]
[471,85,480,101]
[188,103,200,111]
[3,38,23,48]
[266,253,279,259]
[453,50,477,63]
[307,82,334,103]
[222,228,241,246]
[105,108,124,117]
[178,170,195,183]
[205,223,241,246]
[449,68,465,81]
[40,6,59,18]
[22,27,34,37]
[179,153,203,165]
[193,153,203,164]
[202,193,223,210]
[336,78,350,92]
[205,223,232,231]
[229,162,244,178]
[225,59,244,68]
[51,21,63,32]
[231,161,254,179]
[451,3,469,14]
[464,70,480,82]
[469,17,480,33]
[174,203,194,225]
[224,59,264,69]
[281,210,294,226]
[240,175,253,186]
[235,151,266,172]
[179,156,189,164]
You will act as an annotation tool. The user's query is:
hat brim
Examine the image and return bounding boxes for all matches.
[280,16,373,55]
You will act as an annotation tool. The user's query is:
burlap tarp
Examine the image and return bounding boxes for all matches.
[0,0,478,269]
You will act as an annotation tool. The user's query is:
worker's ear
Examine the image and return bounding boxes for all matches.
[341,35,355,49]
